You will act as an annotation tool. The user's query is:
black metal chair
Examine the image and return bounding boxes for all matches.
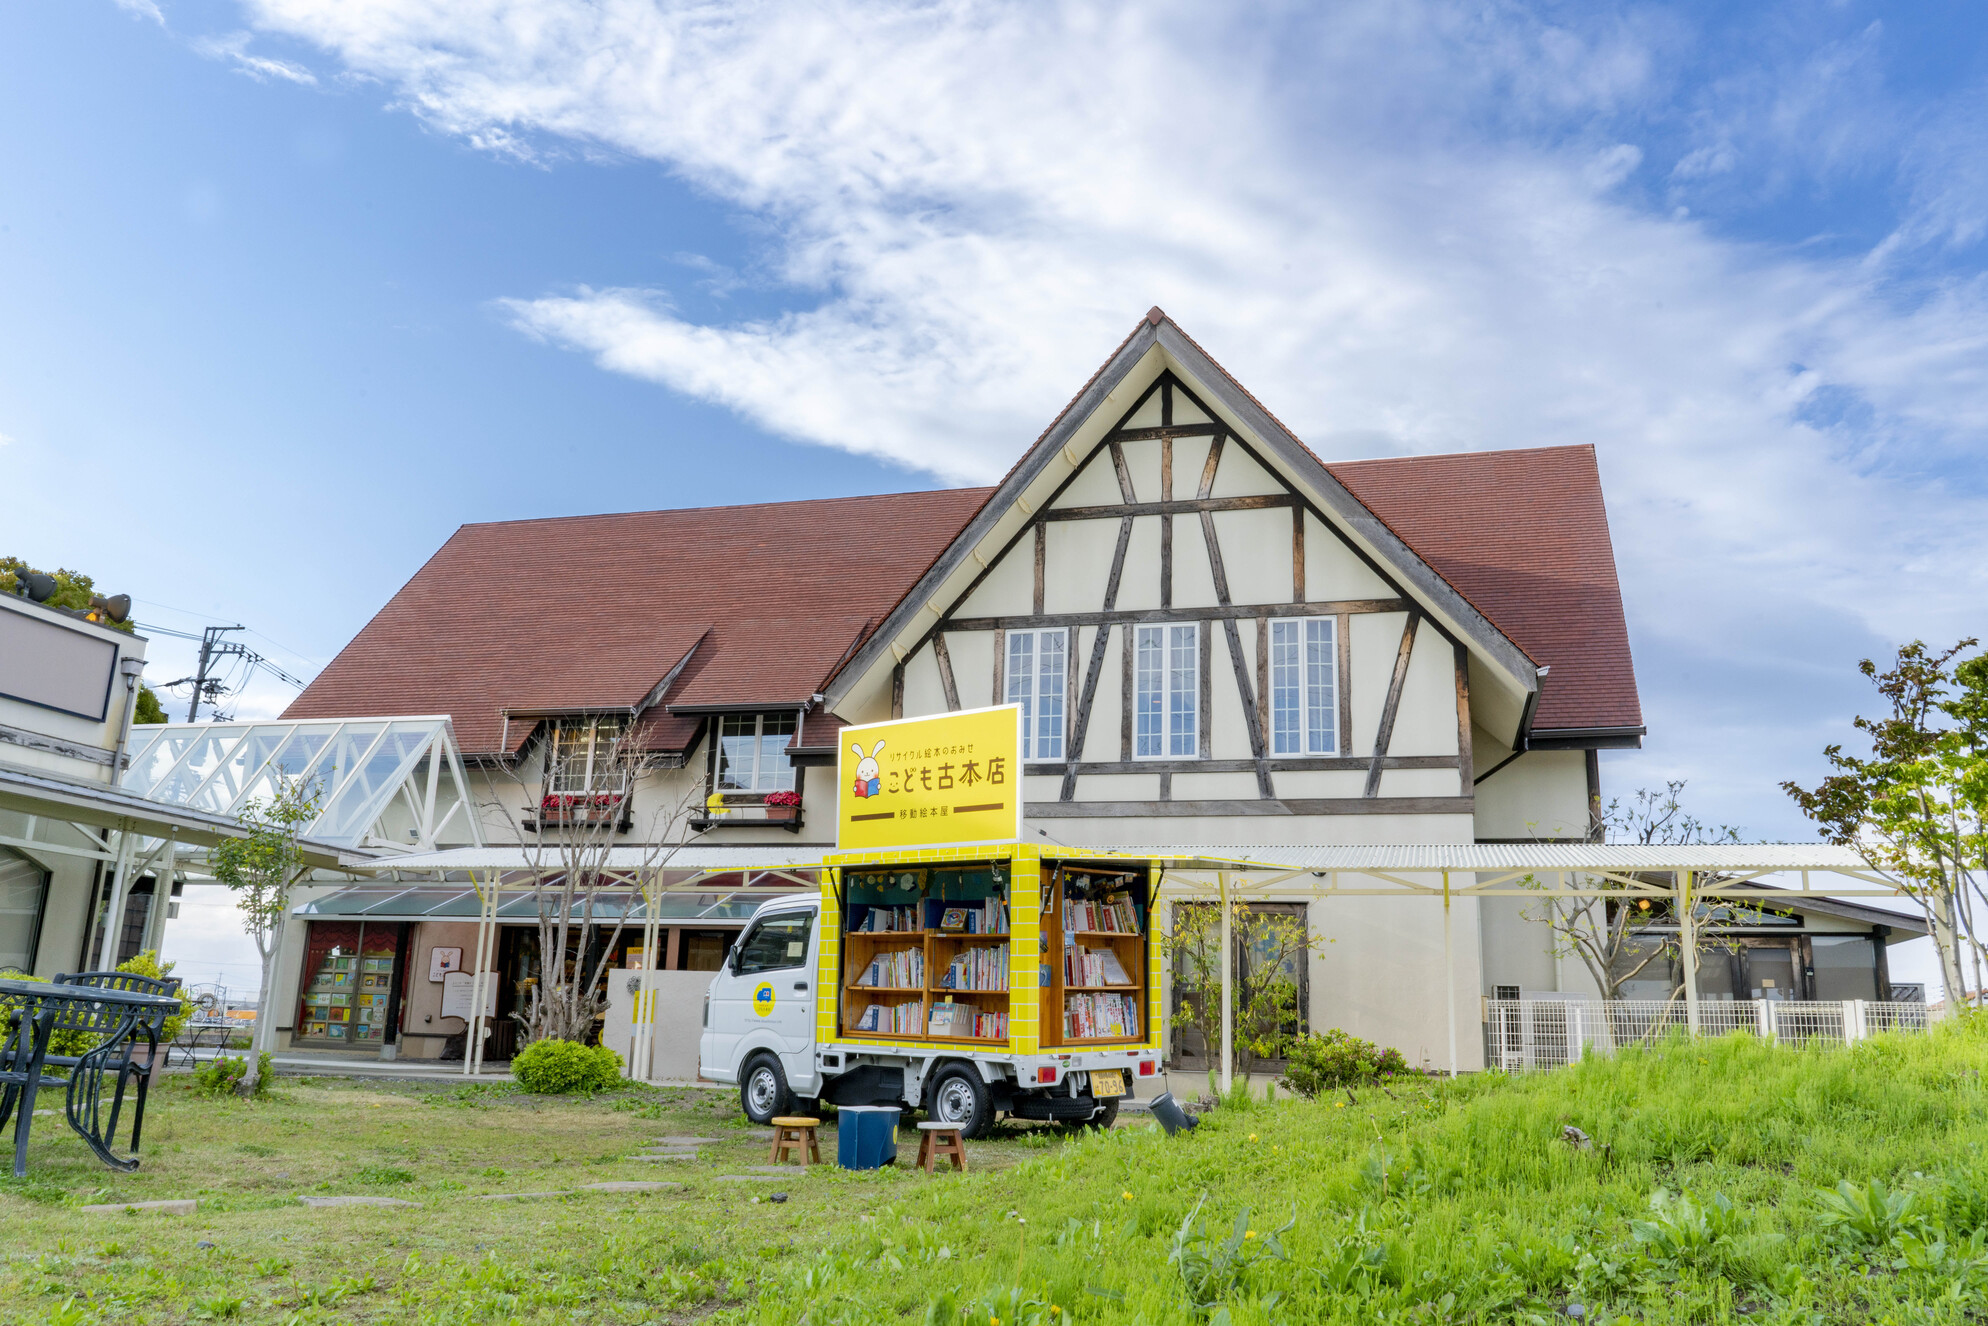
[0,972,178,1171]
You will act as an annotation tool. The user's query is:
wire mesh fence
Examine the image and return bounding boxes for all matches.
[1483,998,1931,1072]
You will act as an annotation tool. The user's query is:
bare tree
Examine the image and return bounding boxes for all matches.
[1165,901,1323,1076]
[1524,780,1743,1001]
[487,723,703,1049]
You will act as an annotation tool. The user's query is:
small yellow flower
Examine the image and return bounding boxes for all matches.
[1247,1133,1257,1141]
[1051,1309,1062,1317]
[1334,1102,1345,1109]
[1122,1191,1134,1201]
[1244,1230,1256,1240]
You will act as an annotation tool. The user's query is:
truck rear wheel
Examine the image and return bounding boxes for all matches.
[927,1066,992,1138]
[1084,1097,1121,1129]
[740,1054,792,1124]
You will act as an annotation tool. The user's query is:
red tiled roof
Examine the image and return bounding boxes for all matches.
[1327,445,1641,733]
[282,490,992,755]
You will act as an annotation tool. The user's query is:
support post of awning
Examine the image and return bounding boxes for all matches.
[1219,871,1233,1095]
[1443,869,1457,1078]
[94,828,137,971]
[465,876,497,1078]
[632,875,662,1085]
[1678,869,1701,1036]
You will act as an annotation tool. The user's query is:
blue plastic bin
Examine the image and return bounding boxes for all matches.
[836,1105,901,1170]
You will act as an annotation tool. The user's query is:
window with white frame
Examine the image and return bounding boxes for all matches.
[1134,623,1199,758]
[715,713,798,792]
[545,718,626,795]
[1269,617,1338,755]
[1006,628,1068,760]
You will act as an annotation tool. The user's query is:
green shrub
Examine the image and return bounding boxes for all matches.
[1279,1027,1409,1097]
[193,1052,273,1098]
[512,1038,622,1094]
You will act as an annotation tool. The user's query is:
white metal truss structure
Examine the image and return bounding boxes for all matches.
[121,717,483,852]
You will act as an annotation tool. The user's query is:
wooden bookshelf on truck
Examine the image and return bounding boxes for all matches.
[826,848,1157,1055]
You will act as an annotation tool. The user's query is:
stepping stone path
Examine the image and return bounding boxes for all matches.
[652,1136,720,1146]
[581,1181,679,1193]
[716,1174,784,1183]
[629,1153,695,1162]
[81,1199,196,1216]
[470,1191,569,1202]
[298,1195,418,1209]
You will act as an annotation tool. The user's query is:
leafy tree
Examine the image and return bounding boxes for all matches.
[211,776,324,1097]
[133,685,167,724]
[1166,901,1321,1076]
[1784,639,1988,1009]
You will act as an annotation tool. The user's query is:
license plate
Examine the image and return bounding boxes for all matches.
[1090,1069,1126,1098]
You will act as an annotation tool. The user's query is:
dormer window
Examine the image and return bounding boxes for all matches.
[546,718,626,795]
[715,713,798,792]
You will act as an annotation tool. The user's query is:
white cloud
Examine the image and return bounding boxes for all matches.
[195,30,317,85]
[113,0,166,24]
[236,0,1988,833]
[0,431,12,446]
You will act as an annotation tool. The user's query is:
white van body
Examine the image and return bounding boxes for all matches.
[699,894,1161,1134]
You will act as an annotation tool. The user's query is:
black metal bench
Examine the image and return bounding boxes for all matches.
[0,975,183,1177]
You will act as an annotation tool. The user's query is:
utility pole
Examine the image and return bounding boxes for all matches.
[154,622,308,722]
[186,625,246,722]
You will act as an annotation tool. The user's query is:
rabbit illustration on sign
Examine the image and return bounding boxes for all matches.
[851,739,885,799]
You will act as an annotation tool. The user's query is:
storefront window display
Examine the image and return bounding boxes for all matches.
[297,921,405,1047]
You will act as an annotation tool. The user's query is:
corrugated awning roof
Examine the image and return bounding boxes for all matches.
[294,885,786,921]
[350,845,833,875]
[1105,843,1873,872]
[358,842,1871,875]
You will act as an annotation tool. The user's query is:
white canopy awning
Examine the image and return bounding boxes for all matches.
[0,763,353,869]
[356,845,834,874]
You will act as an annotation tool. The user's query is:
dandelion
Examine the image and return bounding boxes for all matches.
[1244,1231,1256,1240]
[1247,1133,1257,1141]
[1122,1191,1133,1201]
[1051,1309,1062,1317]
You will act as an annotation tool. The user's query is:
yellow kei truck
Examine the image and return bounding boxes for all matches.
[700,845,1163,1136]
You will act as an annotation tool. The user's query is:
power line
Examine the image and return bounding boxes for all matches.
[151,624,309,721]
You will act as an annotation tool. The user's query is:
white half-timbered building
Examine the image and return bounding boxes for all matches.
[262,309,1918,1072]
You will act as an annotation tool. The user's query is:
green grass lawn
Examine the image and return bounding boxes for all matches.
[4,1020,1986,1325]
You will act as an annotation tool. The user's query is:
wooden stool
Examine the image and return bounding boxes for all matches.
[768,1117,821,1165]
[915,1121,967,1173]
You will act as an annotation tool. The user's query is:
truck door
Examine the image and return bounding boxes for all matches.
[710,907,820,1093]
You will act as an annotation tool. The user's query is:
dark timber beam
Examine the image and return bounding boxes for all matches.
[1063,514,1135,800]
[1364,612,1420,797]
[933,634,960,712]
[1041,494,1295,522]
[1025,755,1460,776]
[946,599,1405,633]
[1454,641,1474,791]
[1027,796,1473,819]
[1108,423,1224,442]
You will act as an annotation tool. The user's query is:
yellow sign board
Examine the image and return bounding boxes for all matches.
[837,705,1023,851]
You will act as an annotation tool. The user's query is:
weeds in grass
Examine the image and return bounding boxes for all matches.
[1167,1194,1293,1311]
[1814,1176,1919,1247]
[350,1163,415,1186]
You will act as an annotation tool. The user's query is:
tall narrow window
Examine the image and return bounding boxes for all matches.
[1270,618,1338,755]
[1006,629,1068,759]
[716,713,799,792]
[1134,623,1198,757]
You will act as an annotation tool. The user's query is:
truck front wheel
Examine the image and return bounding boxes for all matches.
[927,1066,992,1138]
[740,1055,792,1124]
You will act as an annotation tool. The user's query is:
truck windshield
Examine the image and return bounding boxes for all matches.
[735,913,814,975]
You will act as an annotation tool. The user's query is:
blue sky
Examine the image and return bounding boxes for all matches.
[5,2,1984,988]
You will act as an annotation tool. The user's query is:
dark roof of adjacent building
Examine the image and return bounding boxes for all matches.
[1329,445,1641,735]
[283,490,992,756]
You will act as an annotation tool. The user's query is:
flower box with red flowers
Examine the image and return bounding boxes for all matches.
[763,790,802,822]
[536,791,627,827]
